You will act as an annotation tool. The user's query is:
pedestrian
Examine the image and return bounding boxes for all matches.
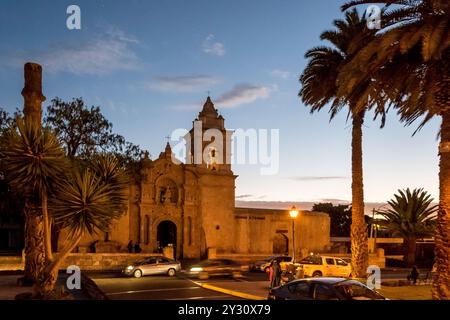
[268,261,274,289]
[134,243,142,253]
[407,265,419,284]
[127,240,133,253]
[271,259,281,288]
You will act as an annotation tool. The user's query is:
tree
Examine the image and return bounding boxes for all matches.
[340,0,449,299]
[44,97,143,162]
[1,118,67,292]
[312,203,352,237]
[37,154,128,297]
[0,109,13,135]
[299,9,384,278]
[44,98,143,250]
[377,188,437,267]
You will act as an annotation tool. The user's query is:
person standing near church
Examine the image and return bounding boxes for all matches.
[134,242,142,253]
[127,240,134,253]
[271,259,281,288]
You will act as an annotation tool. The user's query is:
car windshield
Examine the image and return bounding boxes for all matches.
[334,281,384,300]
[299,255,322,265]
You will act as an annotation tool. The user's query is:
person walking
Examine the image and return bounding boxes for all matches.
[134,243,142,253]
[271,259,281,288]
[268,261,274,289]
[127,240,134,253]
[407,265,419,284]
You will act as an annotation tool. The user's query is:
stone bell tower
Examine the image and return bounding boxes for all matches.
[184,97,237,255]
[186,96,232,172]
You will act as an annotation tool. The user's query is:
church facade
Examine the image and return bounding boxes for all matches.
[73,97,331,259]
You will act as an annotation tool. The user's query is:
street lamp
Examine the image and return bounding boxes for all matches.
[372,204,388,252]
[289,206,299,263]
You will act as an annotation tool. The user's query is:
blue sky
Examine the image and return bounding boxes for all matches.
[0,0,440,204]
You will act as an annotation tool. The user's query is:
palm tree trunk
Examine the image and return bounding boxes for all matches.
[20,197,45,286]
[432,108,450,299]
[405,237,417,267]
[350,111,369,278]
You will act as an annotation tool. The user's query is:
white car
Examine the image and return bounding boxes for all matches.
[297,255,352,278]
[122,257,181,278]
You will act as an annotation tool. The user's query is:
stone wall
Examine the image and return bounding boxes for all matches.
[233,208,331,255]
[0,256,23,271]
[59,253,163,271]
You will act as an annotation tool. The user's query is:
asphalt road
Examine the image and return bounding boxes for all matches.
[88,269,409,300]
[88,272,265,300]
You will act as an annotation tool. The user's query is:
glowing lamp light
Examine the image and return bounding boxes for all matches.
[289,206,299,219]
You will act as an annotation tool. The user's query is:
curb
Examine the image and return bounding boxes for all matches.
[195,282,266,300]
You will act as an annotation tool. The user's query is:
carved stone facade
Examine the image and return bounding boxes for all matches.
[69,97,331,259]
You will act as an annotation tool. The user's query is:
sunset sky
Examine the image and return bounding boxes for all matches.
[0,0,440,205]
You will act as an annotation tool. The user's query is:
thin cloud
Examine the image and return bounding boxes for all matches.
[147,75,220,92]
[202,34,225,56]
[105,26,140,44]
[319,198,351,204]
[172,83,274,110]
[216,84,273,108]
[235,194,254,199]
[270,69,291,79]
[290,176,349,181]
[15,29,141,75]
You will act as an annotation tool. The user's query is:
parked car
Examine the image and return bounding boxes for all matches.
[296,255,352,278]
[250,256,277,272]
[268,277,386,300]
[122,256,181,278]
[187,259,246,279]
[260,255,293,273]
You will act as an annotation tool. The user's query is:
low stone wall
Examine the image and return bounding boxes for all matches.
[216,253,270,262]
[0,256,24,271]
[60,253,163,271]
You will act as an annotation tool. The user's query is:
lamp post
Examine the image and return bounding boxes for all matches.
[289,206,299,263]
[372,204,387,253]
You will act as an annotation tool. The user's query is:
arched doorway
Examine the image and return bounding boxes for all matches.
[273,233,289,255]
[157,220,177,257]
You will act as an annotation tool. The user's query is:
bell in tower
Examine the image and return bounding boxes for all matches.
[185,96,232,172]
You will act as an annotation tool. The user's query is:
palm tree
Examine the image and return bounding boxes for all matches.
[377,188,437,266]
[340,0,449,299]
[37,154,128,297]
[299,9,384,278]
[1,118,67,286]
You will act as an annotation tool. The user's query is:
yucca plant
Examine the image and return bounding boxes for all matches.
[339,0,450,299]
[37,155,128,297]
[1,118,67,287]
[377,188,437,266]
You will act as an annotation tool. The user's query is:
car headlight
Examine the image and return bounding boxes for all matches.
[126,265,134,270]
[190,267,203,272]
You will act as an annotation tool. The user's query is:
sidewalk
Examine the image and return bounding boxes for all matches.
[0,273,90,300]
[0,275,32,300]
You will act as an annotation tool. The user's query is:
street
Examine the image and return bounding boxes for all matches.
[88,269,413,300]
[89,272,269,300]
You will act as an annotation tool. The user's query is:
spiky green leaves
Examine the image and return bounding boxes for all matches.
[50,155,128,238]
[377,188,438,238]
[1,118,67,196]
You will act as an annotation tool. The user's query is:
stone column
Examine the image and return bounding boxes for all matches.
[19,63,47,286]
